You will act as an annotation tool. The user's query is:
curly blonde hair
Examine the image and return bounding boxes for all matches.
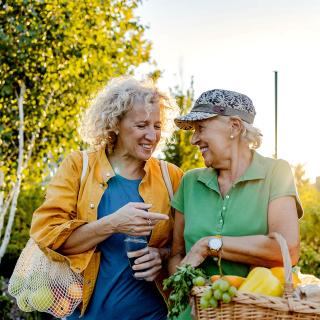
[80,76,178,149]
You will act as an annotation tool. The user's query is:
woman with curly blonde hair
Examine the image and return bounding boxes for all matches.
[30,76,183,319]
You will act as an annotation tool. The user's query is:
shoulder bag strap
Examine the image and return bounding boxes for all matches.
[159,159,174,201]
[81,150,88,183]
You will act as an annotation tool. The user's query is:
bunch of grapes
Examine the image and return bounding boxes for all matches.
[199,279,237,309]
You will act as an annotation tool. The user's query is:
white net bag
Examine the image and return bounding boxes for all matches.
[8,238,83,318]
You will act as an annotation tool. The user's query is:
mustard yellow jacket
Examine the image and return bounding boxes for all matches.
[30,147,183,315]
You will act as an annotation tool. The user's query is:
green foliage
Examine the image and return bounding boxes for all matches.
[0,277,13,320]
[163,265,206,319]
[0,185,44,277]
[299,244,320,277]
[293,163,310,189]
[0,296,13,319]
[0,0,151,190]
[163,79,204,171]
[297,183,320,277]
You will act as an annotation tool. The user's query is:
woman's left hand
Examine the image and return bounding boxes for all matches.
[180,238,208,268]
[132,247,163,281]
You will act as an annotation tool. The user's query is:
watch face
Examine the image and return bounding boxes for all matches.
[208,237,222,251]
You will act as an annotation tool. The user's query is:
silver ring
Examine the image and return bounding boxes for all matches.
[147,219,152,226]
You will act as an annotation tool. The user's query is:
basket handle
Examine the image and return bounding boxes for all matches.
[269,232,295,297]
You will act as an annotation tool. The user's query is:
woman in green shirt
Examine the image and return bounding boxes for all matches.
[169,89,302,300]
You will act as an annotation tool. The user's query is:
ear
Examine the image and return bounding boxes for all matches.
[229,117,243,137]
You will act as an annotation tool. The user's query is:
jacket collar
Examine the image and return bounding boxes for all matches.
[197,151,266,192]
[94,147,115,184]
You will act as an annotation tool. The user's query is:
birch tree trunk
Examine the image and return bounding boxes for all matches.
[0,88,53,263]
[0,83,25,263]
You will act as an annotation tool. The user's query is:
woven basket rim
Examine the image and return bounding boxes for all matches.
[191,285,320,314]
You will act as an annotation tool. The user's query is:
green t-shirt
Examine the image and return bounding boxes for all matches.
[171,152,302,320]
[171,151,302,277]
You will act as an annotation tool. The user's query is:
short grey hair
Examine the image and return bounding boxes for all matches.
[229,116,262,149]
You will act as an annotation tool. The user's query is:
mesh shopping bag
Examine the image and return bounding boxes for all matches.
[8,238,83,318]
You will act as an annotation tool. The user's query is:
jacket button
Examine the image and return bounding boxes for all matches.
[90,203,95,209]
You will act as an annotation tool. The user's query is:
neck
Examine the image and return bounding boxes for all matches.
[218,144,253,183]
[108,149,146,179]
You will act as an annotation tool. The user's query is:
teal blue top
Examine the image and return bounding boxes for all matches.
[68,175,167,320]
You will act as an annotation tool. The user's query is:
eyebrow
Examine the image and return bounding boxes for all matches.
[135,120,162,124]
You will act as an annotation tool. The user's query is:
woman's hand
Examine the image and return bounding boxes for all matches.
[180,238,209,268]
[106,202,169,236]
[131,247,163,281]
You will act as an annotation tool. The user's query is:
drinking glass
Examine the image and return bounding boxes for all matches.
[124,235,149,279]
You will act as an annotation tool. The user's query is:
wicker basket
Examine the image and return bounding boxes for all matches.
[191,233,320,319]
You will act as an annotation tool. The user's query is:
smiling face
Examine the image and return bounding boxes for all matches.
[115,102,162,161]
[191,116,232,168]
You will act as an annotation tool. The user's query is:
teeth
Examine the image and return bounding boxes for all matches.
[200,147,208,153]
[142,144,152,149]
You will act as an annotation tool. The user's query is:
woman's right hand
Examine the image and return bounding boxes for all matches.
[107,202,169,236]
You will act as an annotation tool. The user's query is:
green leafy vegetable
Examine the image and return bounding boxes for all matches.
[163,265,206,319]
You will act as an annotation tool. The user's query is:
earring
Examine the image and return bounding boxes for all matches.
[230,135,234,139]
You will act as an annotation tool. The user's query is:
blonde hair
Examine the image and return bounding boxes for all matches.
[80,76,178,149]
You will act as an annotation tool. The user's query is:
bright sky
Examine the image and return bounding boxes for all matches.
[135,0,320,182]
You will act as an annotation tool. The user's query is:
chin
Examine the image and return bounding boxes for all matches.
[137,151,153,161]
[202,155,212,168]
[204,161,213,168]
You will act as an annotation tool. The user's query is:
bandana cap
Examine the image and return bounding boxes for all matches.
[175,89,256,130]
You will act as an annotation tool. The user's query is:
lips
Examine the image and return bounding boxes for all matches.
[199,146,209,154]
[140,144,153,151]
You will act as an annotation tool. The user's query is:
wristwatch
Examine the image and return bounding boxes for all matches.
[208,236,223,255]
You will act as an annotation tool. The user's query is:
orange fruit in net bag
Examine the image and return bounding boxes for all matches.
[67,283,82,300]
[51,297,72,318]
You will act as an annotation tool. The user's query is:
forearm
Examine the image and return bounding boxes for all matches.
[168,253,184,275]
[59,215,115,255]
[184,233,298,270]
[158,247,171,262]
[221,235,299,267]
[221,234,298,267]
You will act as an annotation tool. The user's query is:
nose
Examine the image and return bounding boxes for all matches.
[191,130,199,145]
[145,128,157,142]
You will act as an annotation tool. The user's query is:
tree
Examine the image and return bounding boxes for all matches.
[0,0,151,259]
[0,83,25,263]
[163,78,204,171]
[293,163,310,189]
[292,164,320,277]
[298,183,320,277]
[0,0,151,187]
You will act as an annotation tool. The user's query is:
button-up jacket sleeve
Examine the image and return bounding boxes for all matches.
[30,151,93,273]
